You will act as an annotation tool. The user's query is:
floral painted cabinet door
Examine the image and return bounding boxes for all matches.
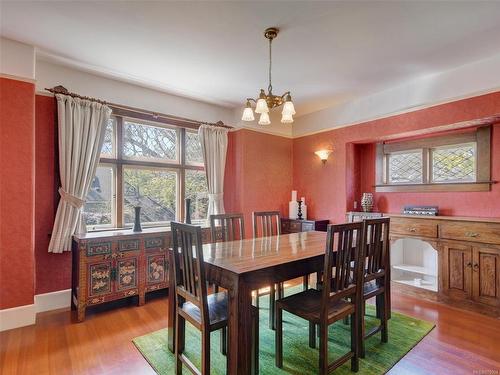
[146,254,168,292]
[116,258,139,292]
[88,261,113,302]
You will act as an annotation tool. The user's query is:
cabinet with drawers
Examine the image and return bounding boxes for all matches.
[387,214,500,314]
[280,218,329,234]
[72,226,217,321]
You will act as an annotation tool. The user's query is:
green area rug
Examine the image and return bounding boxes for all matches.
[133,291,434,374]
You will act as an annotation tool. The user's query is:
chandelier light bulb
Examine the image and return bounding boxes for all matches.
[255,98,269,114]
[282,97,296,116]
[281,112,294,124]
[258,112,271,125]
[241,101,255,121]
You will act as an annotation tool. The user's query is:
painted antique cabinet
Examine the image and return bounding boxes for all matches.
[72,226,218,322]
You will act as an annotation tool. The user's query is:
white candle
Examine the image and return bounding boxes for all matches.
[301,197,305,204]
[291,190,297,201]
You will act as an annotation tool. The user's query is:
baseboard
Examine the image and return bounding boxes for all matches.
[0,289,71,332]
[0,304,36,332]
[35,289,71,313]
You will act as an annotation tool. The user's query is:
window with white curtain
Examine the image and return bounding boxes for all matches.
[83,116,207,231]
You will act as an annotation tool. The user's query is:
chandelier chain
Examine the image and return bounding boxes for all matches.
[268,37,273,93]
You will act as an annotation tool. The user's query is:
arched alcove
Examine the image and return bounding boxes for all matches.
[391,238,438,292]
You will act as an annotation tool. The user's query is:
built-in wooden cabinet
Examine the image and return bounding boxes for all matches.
[388,214,500,315]
[441,241,472,300]
[472,245,500,307]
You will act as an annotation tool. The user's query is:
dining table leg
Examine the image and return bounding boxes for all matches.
[227,276,254,375]
[167,249,176,353]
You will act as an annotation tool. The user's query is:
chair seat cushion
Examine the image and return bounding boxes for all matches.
[277,289,355,324]
[181,292,228,327]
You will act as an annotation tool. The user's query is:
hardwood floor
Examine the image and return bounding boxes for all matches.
[1,287,499,375]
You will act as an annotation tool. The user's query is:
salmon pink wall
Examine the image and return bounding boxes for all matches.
[34,95,71,294]
[0,78,35,309]
[224,129,293,237]
[293,91,500,224]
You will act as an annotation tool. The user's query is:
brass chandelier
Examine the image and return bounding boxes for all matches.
[241,27,296,125]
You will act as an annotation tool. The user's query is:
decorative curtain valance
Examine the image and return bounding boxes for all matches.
[198,124,229,217]
[48,93,111,253]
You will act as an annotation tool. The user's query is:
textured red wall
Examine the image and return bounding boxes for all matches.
[224,129,293,238]
[34,95,71,294]
[293,91,500,223]
[0,78,35,309]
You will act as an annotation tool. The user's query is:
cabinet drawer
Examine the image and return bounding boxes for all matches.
[302,222,315,232]
[289,222,302,233]
[440,222,500,245]
[391,219,438,238]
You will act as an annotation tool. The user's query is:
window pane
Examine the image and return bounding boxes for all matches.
[101,118,115,157]
[388,151,423,184]
[123,120,178,161]
[123,167,177,225]
[432,143,476,183]
[185,131,204,165]
[84,165,114,227]
[185,170,208,222]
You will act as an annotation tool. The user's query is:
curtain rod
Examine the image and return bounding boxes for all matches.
[45,85,233,129]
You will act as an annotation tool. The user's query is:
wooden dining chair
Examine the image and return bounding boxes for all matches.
[359,217,390,358]
[210,213,245,243]
[209,212,246,352]
[275,222,364,373]
[252,211,285,329]
[171,221,259,374]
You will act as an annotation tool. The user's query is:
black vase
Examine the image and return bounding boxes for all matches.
[133,206,142,232]
[184,198,192,224]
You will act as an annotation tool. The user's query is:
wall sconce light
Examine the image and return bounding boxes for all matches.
[314,149,333,164]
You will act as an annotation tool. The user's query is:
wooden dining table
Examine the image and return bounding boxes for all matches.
[166,230,391,374]
[167,231,329,374]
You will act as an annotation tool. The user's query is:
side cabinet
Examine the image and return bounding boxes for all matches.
[281,218,329,234]
[441,241,472,300]
[72,227,214,322]
[472,246,500,307]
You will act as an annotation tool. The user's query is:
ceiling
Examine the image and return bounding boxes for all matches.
[2,1,500,116]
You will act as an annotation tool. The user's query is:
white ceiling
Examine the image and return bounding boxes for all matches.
[2,1,500,116]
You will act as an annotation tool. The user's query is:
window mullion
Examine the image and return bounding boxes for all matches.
[179,128,186,222]
[422,148,429,184]
[116,116,124,228]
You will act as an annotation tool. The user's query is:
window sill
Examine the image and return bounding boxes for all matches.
[374,181,494,193]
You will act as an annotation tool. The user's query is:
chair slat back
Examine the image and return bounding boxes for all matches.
[321,222,364,316]
[171,222,209,325]
[252,211,281,238]
[363,218,390,283]
[209,213,245,242]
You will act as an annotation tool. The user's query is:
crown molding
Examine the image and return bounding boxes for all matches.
[231,126,293,139]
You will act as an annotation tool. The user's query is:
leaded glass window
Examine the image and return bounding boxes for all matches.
[185,130,204,165]
[123,120,178,161]
[87,115,207,230]
[388,151,423,184]
[431,143,476,183]
[100,118,115,157]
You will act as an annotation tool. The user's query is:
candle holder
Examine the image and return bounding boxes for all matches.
[297,200,303,220]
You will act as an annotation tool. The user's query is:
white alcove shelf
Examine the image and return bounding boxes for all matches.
[390,238,438,292]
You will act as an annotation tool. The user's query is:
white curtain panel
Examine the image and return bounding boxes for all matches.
[198,124,229,217]
[48,94,111,253]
